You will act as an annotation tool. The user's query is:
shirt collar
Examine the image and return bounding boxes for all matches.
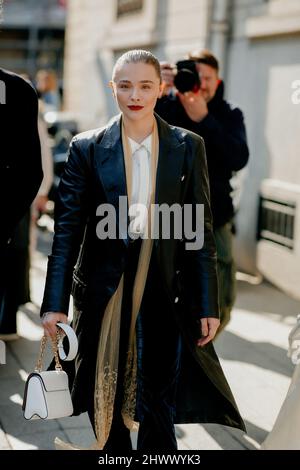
[128,134,152,155]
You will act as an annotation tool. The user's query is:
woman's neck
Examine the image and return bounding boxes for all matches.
[123,114,155,143]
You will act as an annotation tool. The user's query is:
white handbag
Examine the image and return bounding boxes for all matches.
[22,324,78,420]
[56,322,78,361]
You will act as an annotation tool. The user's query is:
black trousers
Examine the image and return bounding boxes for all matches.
[0,213,30,334]
[88,239,182,451]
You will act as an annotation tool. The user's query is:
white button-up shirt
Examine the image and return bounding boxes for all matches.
[128,134,152,237]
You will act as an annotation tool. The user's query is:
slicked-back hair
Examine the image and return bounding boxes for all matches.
[112,49,162,83]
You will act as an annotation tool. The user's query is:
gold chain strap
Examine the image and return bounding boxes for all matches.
[35,329,63,372]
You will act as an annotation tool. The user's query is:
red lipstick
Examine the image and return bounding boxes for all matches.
[128,105,144,111]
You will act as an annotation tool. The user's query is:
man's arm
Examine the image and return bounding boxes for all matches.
[196,107,249,172]
[177,90,249,172]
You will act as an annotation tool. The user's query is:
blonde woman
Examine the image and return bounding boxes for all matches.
[41,50,244,451]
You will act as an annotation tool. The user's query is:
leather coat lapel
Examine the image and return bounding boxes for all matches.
[94,114,186,247]
[95,115,129,245]
[155,114,186,246]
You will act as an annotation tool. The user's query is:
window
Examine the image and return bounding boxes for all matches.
[117,0,143,18]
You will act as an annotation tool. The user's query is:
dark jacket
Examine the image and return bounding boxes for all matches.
[41,113,245,431]
[0,68,43,247]
[155,82,249,228]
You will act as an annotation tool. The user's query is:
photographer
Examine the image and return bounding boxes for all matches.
[156,50,249,334]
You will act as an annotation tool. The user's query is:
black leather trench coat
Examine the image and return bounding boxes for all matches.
[41,113,245,432]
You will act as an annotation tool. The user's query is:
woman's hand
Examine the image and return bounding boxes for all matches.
[34,194,49,213]
[197,317,220,347]
[42,312,68,337]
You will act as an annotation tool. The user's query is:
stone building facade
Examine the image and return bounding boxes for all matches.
[0,0,66,78]
[63,0,300,299]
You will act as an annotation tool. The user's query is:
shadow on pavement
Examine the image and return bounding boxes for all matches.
[216,330,294,378]
[236,280,300,320]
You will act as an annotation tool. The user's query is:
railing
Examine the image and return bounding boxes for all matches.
[258,197,296,250]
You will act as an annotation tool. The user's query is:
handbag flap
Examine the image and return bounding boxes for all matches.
[23,375,48,419]
[38,370,69,392]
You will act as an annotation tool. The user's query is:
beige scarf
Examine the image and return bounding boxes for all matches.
[94,118,159,449]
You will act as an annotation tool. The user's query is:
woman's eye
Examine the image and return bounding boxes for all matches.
[119,84,130,89]
[142,85,151,90]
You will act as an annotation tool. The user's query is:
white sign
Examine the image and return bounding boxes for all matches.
[0,340,6,364]
[0,80,6,104]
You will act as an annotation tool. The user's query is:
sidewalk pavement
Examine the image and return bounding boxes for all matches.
[1,228,300,450]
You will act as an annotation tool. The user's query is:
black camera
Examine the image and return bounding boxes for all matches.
[174,60,201,94]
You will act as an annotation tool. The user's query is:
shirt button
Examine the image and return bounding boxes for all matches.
[181,175,185,181]
[174,296,179,304]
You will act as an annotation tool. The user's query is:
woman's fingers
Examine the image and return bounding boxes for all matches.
[197,317,220,347]
[42,312,68,337]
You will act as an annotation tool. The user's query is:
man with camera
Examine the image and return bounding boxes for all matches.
[156,50,249,334]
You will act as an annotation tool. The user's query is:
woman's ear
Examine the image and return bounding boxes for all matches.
[109,80,116,99]
[158,83,164,99]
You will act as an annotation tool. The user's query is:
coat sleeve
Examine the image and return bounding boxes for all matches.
[182,135,219,319]
[0,78,43,246]
[195,107,249,172]
[41,138,89,316]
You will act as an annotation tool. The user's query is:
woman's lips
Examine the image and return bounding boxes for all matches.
[128,105,144,111]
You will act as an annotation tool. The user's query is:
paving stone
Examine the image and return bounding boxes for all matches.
[0,426,11,450]
[6,430,69,450]
[0,403,61,439]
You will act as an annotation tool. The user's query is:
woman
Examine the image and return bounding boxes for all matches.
[261,316,300,450]
[41,50,245,451]
[0,84,52,342]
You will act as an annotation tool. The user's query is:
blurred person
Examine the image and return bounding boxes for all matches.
[36,69,61,112]
[159,61,175,96]
[18,77,53,222]
[31,101,54,230]
[0,65,43,339]
[0,94,52,342]
[0,66,42,253]
[156,50,249,334]
[41,49,244,451]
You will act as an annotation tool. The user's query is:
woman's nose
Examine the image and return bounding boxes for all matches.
[130,87,140,101]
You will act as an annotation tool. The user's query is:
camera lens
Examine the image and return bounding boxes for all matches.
[174,60,201,94]
[174,68,200,94]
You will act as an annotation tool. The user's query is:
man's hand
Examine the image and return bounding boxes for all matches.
[178,90,208,122]
[42,312,68,337]
[197,317,220,347]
